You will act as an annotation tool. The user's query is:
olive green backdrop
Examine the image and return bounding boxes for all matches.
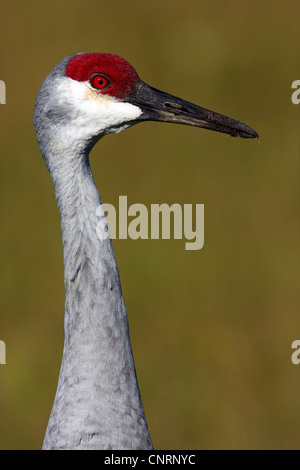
[0,0,299,449]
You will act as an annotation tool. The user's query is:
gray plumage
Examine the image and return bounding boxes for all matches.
[33,53,258,450]
[33,56,152,450]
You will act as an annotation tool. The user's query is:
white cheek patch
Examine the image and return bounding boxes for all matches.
[59,78,142,138]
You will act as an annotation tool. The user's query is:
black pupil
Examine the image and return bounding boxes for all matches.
[97,77,105,86]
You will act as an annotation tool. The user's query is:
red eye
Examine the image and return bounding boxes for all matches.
[90,74,109,90]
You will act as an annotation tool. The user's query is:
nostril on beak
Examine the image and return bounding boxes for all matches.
[164,102,187,113]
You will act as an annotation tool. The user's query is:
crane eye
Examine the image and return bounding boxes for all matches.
[90,74,109,90]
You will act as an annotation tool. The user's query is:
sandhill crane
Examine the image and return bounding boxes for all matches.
[33,53,258,450]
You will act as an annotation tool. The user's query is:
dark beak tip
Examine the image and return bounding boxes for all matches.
[245,128,259,140]
[131,81,259,140]
[235,128,259,139]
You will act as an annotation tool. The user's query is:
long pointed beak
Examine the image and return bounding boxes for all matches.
[128,81,258,139]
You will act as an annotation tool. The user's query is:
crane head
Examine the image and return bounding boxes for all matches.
[66,52,257,138]
[33,52,258,163]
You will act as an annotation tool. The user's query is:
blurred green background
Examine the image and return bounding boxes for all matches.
[0,0,300,450]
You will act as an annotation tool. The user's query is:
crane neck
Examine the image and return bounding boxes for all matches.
[42,144,152,449]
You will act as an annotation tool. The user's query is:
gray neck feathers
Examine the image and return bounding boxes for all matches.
[34,83,152,448]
